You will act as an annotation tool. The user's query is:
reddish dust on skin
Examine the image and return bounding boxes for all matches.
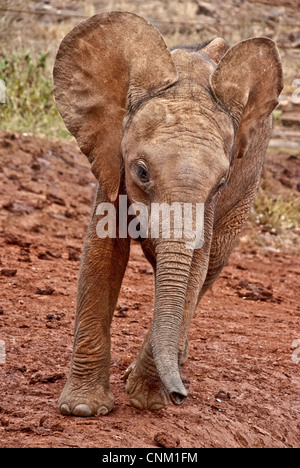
[0,131,299,448]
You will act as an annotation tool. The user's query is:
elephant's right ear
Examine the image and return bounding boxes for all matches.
[54,12,178,201]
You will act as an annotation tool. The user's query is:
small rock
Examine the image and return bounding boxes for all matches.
[64,209,75,219]
[1,417,9,427]
[46,312,65,321]
[68,246,81,261]
[38,252,52,260]
[36,286,55,295]
[4,234,31,248]
[281,112,300,127]
[46,321,59,329]
[50,422,64,433]
[30,161,41,171]
[138,267,153,275]
[46,312,65,329]
[154,431,180,448]
[48,213,70,221]
[116,304,129,317]
[3,201,35,215]
[1,269,17,277]
[46,193,66,206]
[39,415,64,432]
[215,390,231,401]
[46,250,62,259]
[30,372,64,384]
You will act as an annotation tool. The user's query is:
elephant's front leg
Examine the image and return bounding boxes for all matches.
[59,194,130,417]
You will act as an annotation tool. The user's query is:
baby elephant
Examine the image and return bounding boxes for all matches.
[54,11,283,416]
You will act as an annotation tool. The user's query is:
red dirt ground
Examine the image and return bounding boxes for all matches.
[0,131,299,448]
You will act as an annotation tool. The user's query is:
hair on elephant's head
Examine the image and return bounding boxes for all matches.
[54,11,283,404]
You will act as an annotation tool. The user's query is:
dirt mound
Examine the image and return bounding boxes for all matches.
[0,131,299,448]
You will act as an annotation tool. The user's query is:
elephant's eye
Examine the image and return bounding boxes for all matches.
[136,162,150,185]
[217,177,227,190]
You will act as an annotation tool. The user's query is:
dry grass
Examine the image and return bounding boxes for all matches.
[0,0,299,133]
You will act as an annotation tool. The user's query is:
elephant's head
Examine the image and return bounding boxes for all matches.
[54,12,283,404]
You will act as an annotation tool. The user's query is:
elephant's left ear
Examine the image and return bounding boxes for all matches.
[210,38,283,159]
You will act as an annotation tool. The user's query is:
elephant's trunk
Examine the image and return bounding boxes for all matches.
[152,241,193,405]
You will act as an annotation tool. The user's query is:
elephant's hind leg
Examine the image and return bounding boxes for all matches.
[200,195,254,298]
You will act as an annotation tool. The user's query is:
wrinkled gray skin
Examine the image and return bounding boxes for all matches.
[53,12,283,416]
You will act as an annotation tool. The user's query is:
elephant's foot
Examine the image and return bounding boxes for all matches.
[58,376,114,417]
[123,361,170,411]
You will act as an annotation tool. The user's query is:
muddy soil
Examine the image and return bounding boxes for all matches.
[0,131,299,448]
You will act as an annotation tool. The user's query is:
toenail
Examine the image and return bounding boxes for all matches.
[60,404,71,415]
[73,404,92,417]
[149,403,164,411]
[97,406,109,415]
[129,398,144,410]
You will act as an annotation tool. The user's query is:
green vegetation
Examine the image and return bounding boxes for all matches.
[254,187,300,233]
[0,51,70,138]
[272,110,282,126]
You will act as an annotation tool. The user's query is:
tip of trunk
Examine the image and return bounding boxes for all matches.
[164,376,188,406]
[169,389,188,406]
